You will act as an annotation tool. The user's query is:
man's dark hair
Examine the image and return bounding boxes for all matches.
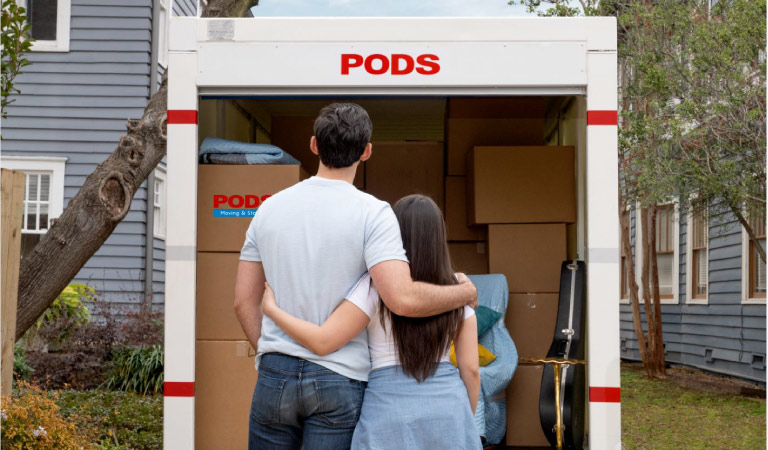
[313,103,372,168]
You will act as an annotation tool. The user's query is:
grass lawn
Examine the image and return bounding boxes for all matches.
[55,389,163,450]
[621,363,766,450]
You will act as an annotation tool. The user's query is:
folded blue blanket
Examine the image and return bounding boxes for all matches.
[199,137,301,165]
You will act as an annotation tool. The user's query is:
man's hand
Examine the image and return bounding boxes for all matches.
[454,272,478,309]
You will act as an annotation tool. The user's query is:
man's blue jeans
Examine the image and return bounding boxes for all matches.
[248,353,366,450]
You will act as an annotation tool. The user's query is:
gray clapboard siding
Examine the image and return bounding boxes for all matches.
[620,207,766,382]
[172,0,197,17]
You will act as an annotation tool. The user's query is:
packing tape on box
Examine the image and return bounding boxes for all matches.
[166,245,197,261]
[587,247,619,264]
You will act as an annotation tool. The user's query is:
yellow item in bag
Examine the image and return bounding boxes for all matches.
[449,343,497,367]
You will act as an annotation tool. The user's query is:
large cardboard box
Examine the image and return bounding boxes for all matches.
[195,340,258,450]
[365,141,445,211]
[506,293,558,359]
[197,164,307,252]
[467,146,576,224]
[197,253,244,341]
[446,119,545,175]
[271,116,364,188]
[488,224,566,293]
[449,242,489,275]
[445,177,487,241]
[505,365,549,447]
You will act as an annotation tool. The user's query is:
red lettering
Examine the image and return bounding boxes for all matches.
[213,195,228,208]
[245,195,260,208]
[341,54,363,75]
[364,54,390,75]
[391,54,415,75]
[416,54,440,75]
[229,195,244,208]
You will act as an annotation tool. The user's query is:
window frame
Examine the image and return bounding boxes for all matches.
[741,211,766,304]
[153,165,167,240]
[686,201,709,305]
[157,0,170,67]
[654,203,677,300]
[18,0,72,52]
[1,156,66,232]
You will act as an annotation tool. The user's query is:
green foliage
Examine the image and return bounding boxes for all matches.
[38,283,97,328]
[512,0,599,17]
[617,0,766,222]
[1,0,33,119]
[13,342,33,382]
[104,345,164,395]
[55,389,163,450]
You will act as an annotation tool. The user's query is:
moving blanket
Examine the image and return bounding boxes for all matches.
[199,137,301,165]
[468,274,518,446]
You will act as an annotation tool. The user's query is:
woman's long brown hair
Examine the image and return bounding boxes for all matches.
[380,194,464,382]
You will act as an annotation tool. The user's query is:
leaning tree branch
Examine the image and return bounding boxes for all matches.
[15,0,256,339]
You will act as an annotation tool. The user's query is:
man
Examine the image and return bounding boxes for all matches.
[234,103,477,450]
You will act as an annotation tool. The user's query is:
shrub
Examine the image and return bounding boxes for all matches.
[104,345,164,395]
[13,342,32,382]
[0,381,97,449]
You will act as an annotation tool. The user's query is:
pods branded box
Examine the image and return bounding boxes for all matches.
[196,252,244,341]
[197,164,307,253]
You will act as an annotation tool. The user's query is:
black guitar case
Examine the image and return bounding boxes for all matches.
[539,260,587,449]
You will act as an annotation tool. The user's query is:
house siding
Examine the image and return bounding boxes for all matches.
[620,206,766,383]
[4,0,196,311]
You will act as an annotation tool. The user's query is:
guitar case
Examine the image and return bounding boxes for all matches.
[539,260,586,449]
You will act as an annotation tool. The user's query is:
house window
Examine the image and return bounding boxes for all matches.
[20,0,71,52]
[0,156,66,258]
[153,166,166,239]
[748,211,766,299]
[654,205,675,299]
[690,204,708,301]
[158,0,169,67]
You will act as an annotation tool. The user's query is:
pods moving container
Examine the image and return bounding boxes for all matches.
[165,17,621,450]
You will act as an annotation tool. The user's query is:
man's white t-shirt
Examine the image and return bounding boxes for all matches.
[346,273,475,370]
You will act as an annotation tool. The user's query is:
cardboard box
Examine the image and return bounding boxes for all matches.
[197,253,244,341]
[271,116,364,188]
[506,293,558,359]
[488,224,566,293]
[449,242,489,275]
[365,141,445,211]
[197,164,307,252]
[195,340,258,450]
[506,365,549,447]
[467,146,576,224]
[445,177,487,241]
[446,119,545,175]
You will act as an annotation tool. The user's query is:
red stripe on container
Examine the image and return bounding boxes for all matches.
[589,386,621,403]
[587,110,618,126]
[164,381,195,397]
[167,110,198,124]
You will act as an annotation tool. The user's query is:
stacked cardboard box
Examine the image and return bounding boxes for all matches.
[458,139,575,446]
[195,164,306,450]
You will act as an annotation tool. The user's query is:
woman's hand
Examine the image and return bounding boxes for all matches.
[261,282,278,317]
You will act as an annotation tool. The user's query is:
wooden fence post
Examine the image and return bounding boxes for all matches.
[2,169,25,396]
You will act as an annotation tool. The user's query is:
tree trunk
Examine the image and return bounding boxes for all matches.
[647,204,666,378]
[640,207,658,377]
[731,204,766,264]
[620,195,650,372]
[15,0,255,340]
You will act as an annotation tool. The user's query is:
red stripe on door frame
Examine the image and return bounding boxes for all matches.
[164,381,195,397]
[589,386,621,403]
[587,110,618,126]
[167,110,198,124]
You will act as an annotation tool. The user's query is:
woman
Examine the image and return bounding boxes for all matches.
[261,194,481,449]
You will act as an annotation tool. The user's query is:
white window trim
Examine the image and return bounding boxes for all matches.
[741,224,766,304]
[629,204,680,305]
[0,156,67,230]
[153,165,167,240]
[158,0,170,67]
[18,0,72,52]
[686,204,709,305]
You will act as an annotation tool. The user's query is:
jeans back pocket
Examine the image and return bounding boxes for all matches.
[250,372,286,425]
